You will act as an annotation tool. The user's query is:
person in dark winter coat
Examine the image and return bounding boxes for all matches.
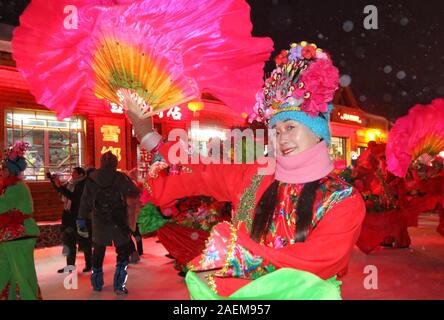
[51,167,92,273]
[78,152,140,295]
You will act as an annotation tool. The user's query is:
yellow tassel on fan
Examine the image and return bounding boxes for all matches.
[412,135,444,160]
[91,37,195,116]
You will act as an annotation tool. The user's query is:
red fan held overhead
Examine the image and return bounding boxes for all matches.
[386,99,444,177]
[12,0,273,120]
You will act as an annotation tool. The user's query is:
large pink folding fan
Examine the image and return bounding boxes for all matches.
[386,99,444,177]
[12,0,273,119]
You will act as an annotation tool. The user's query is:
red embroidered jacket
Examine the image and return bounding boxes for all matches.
[146,140,365,296]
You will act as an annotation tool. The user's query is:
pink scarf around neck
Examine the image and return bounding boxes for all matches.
[275,141,333,184]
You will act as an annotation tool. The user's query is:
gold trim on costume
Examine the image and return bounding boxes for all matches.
[220,223,239,276]
[206,273,218,294]
[273,106,302,115]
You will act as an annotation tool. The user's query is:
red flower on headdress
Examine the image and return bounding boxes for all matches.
[275,50,288,65]
[302,45,316,59]
[293,59,339,117]
[7,141,29,161]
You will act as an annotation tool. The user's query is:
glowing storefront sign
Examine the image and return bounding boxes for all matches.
[157,106,182,120]
[339,112,362,124]
[94,118,126,170]
[100,125,121,143]
[100,146,122,161]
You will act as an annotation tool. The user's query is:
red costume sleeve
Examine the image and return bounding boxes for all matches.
[235,192,366,280]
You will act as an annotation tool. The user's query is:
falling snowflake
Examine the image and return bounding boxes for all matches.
[384,65,392,74]
[359,95,367,102]
[339,74,352,87]
[397,71,406,80]
[401,91,408,96]
[342,21,354,32]
[318,33,324,39]
[400,17,409,26]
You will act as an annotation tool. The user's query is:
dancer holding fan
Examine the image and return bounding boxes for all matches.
[13,0,273,296]
[128,42,366,299]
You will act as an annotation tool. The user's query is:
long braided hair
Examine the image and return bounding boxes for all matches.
[250,179,321,243]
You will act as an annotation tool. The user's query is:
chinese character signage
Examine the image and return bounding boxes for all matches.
[138,147,152,179]
[156,106,182,120]
[94,117,126,170]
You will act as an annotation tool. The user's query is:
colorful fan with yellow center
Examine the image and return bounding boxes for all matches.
[12,0,273,119]
[386,99,444,177]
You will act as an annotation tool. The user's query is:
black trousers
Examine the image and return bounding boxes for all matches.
[92,242,130,269]
[129,224,143,255]
[63,223,92,268]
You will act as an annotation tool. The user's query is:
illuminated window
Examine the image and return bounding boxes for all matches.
[5,109,85,181]
[189,127,227,157]
[329,137,347,161]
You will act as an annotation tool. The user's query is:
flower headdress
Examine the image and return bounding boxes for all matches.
[249,41,339,124]
[2,142,30,175]
[5,142,30,161]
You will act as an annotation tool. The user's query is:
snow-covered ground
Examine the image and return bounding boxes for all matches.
[35,213,444,300]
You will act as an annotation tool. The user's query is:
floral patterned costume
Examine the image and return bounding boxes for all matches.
[0,176,41,300]
[145,141,365,299]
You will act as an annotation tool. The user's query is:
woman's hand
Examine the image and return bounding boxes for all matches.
[121,91,154,142]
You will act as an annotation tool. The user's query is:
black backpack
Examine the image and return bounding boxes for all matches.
[93,176,126,224]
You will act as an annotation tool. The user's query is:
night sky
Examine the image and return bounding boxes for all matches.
[1,0,444,121]
[247,0,444,121]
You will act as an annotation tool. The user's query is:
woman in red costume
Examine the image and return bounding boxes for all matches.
[406,158,444,235]
[353,143,413,253]
[127,42,365,299]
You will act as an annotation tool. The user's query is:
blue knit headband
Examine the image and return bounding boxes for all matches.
[269,103,333,146]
